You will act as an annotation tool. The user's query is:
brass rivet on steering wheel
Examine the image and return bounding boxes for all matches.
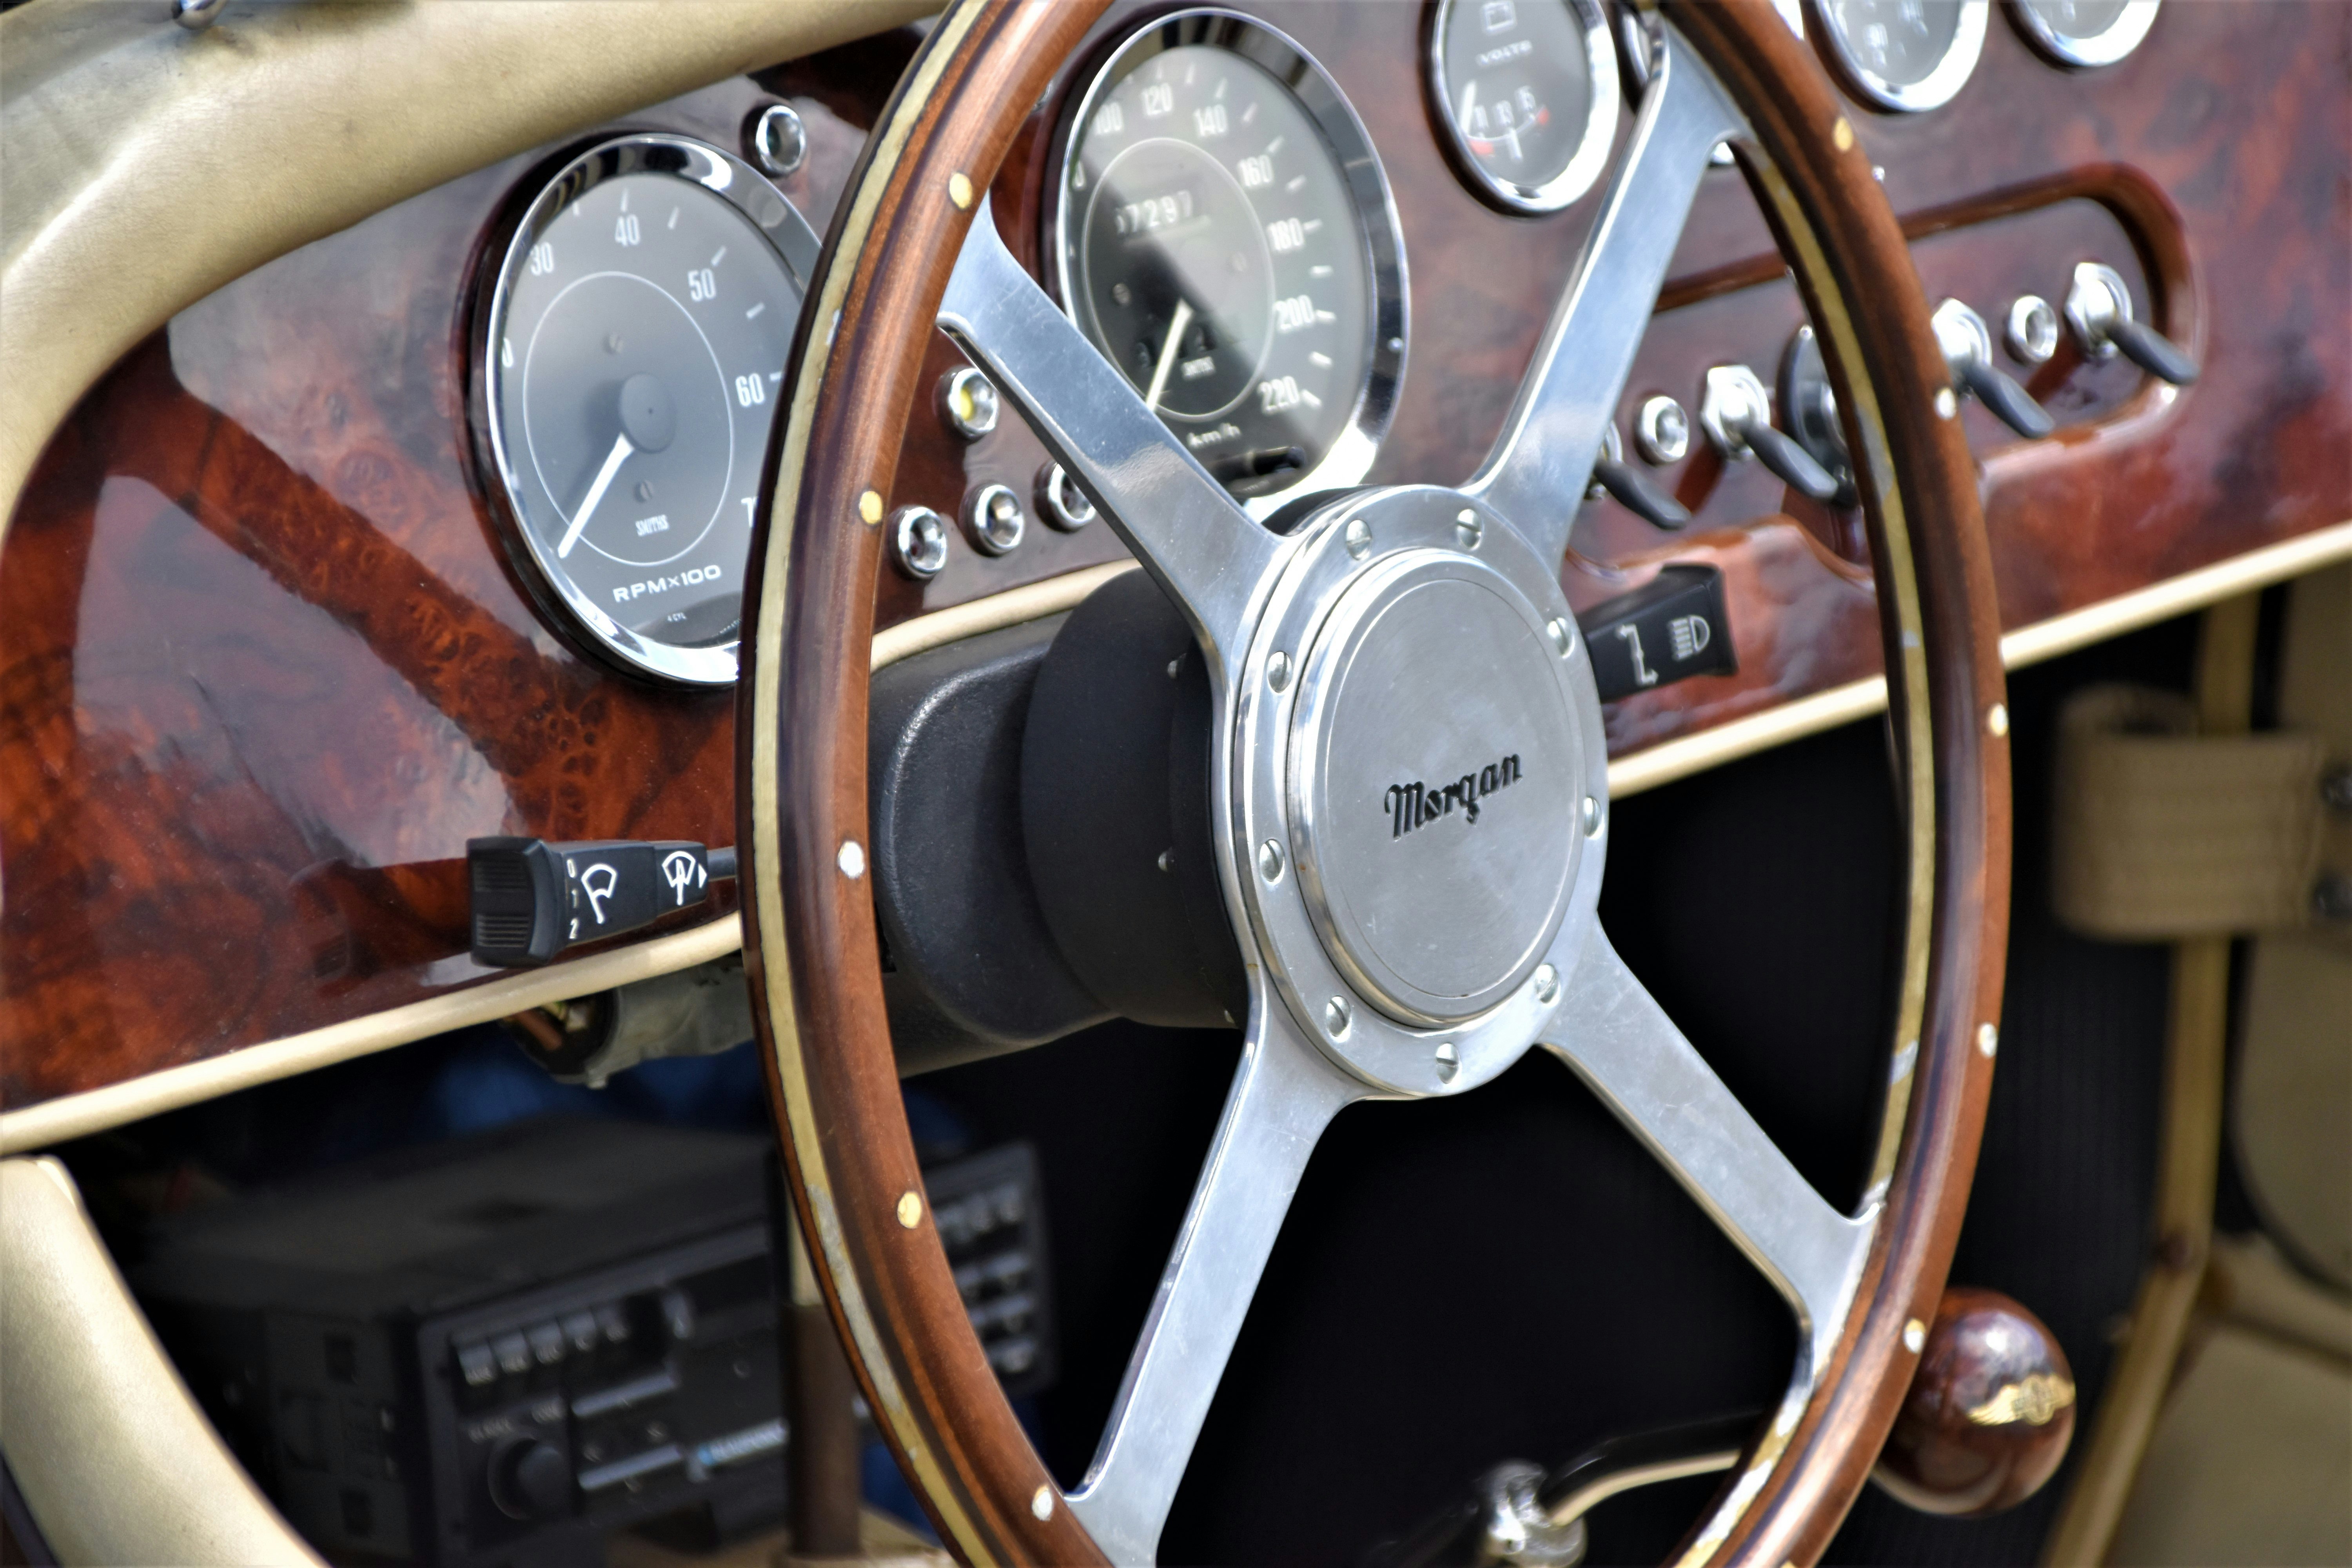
[738,3,2011,1563]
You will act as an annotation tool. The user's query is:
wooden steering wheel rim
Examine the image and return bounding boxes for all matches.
[737,2,2010,1563]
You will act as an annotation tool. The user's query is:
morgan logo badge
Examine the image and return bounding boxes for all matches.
[1383,754,1522,838]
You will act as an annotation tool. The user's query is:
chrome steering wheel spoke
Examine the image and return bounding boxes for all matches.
[939,201,1286,687]
[1065,1000,1366,1565]
[1463,25,1745,570]
[1545,933,1875,1372]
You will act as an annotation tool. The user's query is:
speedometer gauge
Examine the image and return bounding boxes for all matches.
[474,135,819,686]
[2007,0,2158,68]
[1809,0,1988,113]
[1053,10,1406,509]
[1428,0,1621,214]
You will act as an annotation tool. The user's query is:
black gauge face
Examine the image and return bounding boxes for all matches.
[480,136,819,686]
[1055,11,1406,509]
[1429,0,1619,213]
[2010,0,2158,66]
[1813,0,1987,110]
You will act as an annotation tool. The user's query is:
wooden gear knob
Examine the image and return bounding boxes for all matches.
[1872,1287,2077,1515]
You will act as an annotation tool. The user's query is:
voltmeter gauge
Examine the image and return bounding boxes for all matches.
[474,135,820,686]
[1428,0,1621,214]
[1809,0,1989,113]
[1052,9,1406,511]
[2007,0,2159,68]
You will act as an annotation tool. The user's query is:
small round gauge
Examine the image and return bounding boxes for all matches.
[475,135,820,686]
[1053,10,1406,510]
[1427,0,1621,214]
[1809,0,1989,112]
[2007,0,2158,67]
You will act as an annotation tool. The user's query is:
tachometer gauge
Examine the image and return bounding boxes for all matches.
[2007,0,2158,67]
[1427,0,1621,214]
[1809,0,1988,112]
[1053,10,1406,510]
[475,135,819,686]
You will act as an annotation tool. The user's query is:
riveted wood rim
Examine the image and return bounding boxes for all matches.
[737,2,2008,1564]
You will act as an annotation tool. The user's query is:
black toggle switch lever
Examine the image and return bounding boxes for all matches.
[1932,299,2056,439]
[468,837,738,967]
[1587,421,1691,530]
[2065,261,2197,386]
[1699,364,1841,502]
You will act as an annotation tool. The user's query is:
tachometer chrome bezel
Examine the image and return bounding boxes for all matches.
[470,133,820,688]
[1425,0,1623,216]
[1046,7,1408,520]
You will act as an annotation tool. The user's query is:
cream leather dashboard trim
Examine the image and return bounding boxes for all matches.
[0,0,931,550]
[0,1156,323,1566]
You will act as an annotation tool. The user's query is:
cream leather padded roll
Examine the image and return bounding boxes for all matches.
[0,1156,323,1566]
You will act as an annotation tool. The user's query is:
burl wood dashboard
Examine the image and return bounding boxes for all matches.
[2,5,2345,1116]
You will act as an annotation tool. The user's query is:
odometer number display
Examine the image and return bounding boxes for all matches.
[1054,11,1406,509]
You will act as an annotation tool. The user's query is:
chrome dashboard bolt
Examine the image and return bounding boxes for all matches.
[938,366,999,441]
[1581,795,1602,837]
[750,103,808,178]
[1533,964,1560,1005]
[1545,617,1575,657]
[1324,996,1352,1038]
[960,484,1025,556]
[1434,1042,1460,1083]
[1257,839,1285,882]
[172,0,227,27]
[2005,294,2059,365]
[1454,509,1484,550]
[889,506,948,580]
[1034,462,1094,530]
[1343,516,1373,559]
[1266,650,1294,692]
[1635,394,1691,464]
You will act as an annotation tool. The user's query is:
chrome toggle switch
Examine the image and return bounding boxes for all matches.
[1777,325,1856,506]
[1932,298,2056,439]
[1699,363,1840,502]
[1587,422,1691,530]
[2064,261,2198,386]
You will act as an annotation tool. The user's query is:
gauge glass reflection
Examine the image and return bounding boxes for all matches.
[1429,0,1620,213]
[1055,12,1406,509]
[2008,0,2159,67]
[479,136,818,686]
[1812,0,1988,111]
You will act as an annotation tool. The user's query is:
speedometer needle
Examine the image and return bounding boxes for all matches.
[558,430,634,559]
[1143,298,1196,413]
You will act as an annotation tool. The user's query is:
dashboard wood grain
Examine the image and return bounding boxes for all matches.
[2,3,2345,1113]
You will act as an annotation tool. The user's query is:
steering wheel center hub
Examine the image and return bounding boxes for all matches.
[1289,552,1584,1025]
[1234,486,1609,1096]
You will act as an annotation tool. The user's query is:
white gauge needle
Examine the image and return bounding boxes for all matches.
[557,431,634,560]
[1143,298,1196,413]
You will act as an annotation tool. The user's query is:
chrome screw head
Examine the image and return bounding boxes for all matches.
[1533,964,1560,1005]
[1343,516,1373,559]
[1635,394,1691,464]
[751,103,808,178]
[1267,651,1294,692]
[1257,839,1285,882]
[1454,509,1484,550]
[1324,996,1352,1038]
[1434,1042,1460,1084]
[172,0,227,27]
[961,484,1025,556]
[1581,795,1602,836]
[1545,617,1575,657]
[1034,462,1095,531]
[2005,294,2060,365]
[938,367,999,441]
[890,506,949,580]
